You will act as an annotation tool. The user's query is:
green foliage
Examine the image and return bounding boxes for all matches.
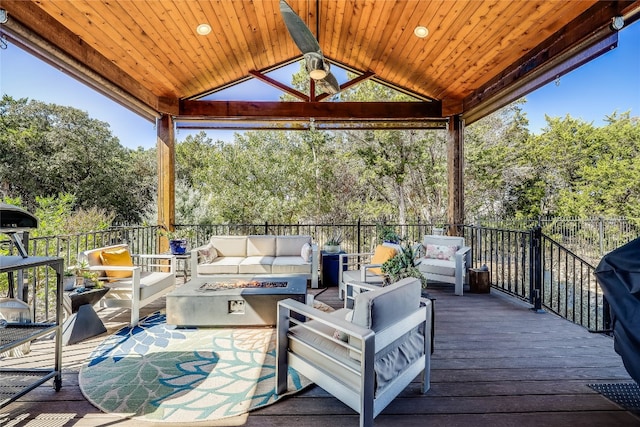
[381,242,427,288]
[0,95,155,223]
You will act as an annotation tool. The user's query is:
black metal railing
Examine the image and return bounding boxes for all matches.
[462,225,607,332]
[0,225,160,321]
[1,221,612,332]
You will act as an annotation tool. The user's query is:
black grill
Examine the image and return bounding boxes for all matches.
[0,203,38,257]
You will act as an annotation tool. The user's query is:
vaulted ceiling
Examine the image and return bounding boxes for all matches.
[1,0,639,127]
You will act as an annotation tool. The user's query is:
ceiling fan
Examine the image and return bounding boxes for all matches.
[279,0,340,95]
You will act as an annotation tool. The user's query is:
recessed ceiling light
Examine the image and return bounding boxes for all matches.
[196,23,211,35]
[414,26,429,38]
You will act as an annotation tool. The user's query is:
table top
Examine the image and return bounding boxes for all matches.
[66,287,109,312]
[170,276,307,296]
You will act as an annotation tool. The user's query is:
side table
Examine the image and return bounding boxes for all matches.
[320,250,346,287]
[469,268,491,293]
[163,252,190,280]
[62,287,109,345]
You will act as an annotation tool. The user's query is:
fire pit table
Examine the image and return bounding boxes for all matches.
[166,276,307,327]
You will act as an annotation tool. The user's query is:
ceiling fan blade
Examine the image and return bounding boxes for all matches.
[280,0,321,55]
[316,72,340,95]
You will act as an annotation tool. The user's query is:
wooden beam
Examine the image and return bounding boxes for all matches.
[1,0,176,116]
[248,70,309,101]
[178,100,443,121]
[316,71,376,102]
[447,116,464,236]
[462,1,629,124]
[157,115,175,254]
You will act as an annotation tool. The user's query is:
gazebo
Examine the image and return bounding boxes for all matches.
[1,0,639,241]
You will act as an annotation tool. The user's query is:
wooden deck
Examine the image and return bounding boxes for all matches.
[2,282,639,426]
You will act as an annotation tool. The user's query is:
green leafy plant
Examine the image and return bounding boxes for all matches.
[325,230,343,246]
[157,227,195,241]
[381,242,427,288]
[377,224,402,244]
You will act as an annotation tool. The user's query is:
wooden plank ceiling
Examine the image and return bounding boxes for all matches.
[1,0,639,127]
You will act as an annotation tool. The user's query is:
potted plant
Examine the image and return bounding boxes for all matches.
[377,224,402,244]
[381,241,427,289]
[324,231,343,253]
[63,266,77,291]
[158,228,195,255]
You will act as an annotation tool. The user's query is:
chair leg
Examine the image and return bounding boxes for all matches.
[275,304,289,395]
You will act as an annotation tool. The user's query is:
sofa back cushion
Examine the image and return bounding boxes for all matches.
[276,235,311,257]
[210,236,247,257]
[351,277,421,332]
[247,235,276,257]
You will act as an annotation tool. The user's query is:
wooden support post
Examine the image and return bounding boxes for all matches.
[447,115,464,236]
[157,114,175,254]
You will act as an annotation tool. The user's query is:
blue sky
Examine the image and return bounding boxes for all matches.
[1,22,638,150]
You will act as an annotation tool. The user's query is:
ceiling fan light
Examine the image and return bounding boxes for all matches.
[196,23,211,35]
[309,69,328,80]
[414,26,429,38]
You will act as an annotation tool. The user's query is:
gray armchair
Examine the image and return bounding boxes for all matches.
[276,278,432,427]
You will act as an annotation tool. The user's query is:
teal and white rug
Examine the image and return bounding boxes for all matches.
[79,311,311,423]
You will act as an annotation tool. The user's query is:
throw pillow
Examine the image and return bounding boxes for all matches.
[198,242,218,263]
[368,244,397,275]
[300,242,312,262]
[424,244,458,261]
[99,247,133,279]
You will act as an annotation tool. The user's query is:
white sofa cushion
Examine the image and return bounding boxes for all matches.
[108,271,175,301]
[211,236,247,257]
[247,235,276,257]
[272,256,311,274]
[276,236,311,257]
[239,256,275,274]
[419,258,456,276]
[197,256,245,274]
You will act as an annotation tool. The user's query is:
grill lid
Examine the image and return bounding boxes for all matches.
[0,203,38,231]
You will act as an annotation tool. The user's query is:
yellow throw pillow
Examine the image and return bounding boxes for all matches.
[368,244,397,275]
[100,247,133,279]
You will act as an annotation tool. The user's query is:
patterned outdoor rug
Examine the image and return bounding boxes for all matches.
[79,306,330,423]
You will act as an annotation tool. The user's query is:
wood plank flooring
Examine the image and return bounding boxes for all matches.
[1,283,638,426]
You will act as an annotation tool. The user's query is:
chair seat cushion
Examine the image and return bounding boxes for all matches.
[105,271,174,301]
[419,258,455,276]
[238,256,274,274]
[342,270,385,285]
[197,257,245,274]
[272,256,310,274]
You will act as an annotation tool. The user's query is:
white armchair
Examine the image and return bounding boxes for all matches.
[417,235,471,296]
[79,244,176,326]
[276,278,432,427]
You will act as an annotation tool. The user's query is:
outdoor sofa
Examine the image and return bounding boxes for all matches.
[191,235,319,288]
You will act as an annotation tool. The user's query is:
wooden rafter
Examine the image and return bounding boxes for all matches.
[178,100,443,121]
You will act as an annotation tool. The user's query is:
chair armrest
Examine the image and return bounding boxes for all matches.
[360,263,382,280]
[278,298,373,343]
[134,253,175,260]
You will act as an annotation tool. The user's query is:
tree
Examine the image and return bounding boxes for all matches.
[0,95,155,222]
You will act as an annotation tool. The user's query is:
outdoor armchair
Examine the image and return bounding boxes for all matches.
[79,244,176,326]
[276,278,432,427]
